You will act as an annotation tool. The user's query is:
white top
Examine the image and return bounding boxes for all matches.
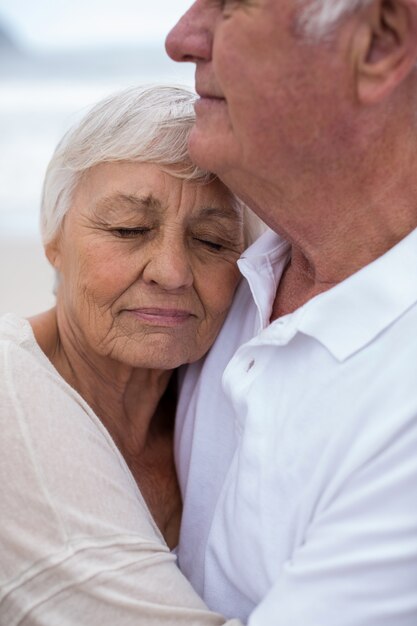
[176,227,417,626]
[0,314,241,626]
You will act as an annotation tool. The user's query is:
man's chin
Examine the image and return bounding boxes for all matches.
[189,127,251,203]
[188,124,230,177]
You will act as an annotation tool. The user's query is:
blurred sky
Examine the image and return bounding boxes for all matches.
[0,0,192,50]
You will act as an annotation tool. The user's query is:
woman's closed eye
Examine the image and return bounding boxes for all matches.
[112,227,151,238]
[194,236,224,251]
[192,227,243,253]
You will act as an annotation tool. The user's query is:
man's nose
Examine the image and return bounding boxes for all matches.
[142,239,194,292]
[165,0,213,64]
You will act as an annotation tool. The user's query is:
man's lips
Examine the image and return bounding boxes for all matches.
[195,85,226,101]
[125,308,195,327]
[196,89,225,101]
[196,89,225,99]
[194,95,226,113]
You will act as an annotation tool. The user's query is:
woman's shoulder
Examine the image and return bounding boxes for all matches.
[0,312,106,447]
[0,312,35,347]
[0,316,171,615]
[0,313,164,549]
[0,312,105,454]
[0,312,46,383]
[0,312,58,394]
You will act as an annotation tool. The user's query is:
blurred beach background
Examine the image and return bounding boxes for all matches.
[0,0,193,316]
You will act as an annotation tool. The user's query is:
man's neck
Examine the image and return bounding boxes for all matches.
[266,154,417,319]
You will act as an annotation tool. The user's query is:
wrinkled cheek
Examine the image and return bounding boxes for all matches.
[200,296,236,344]
[76,262,118,313]
[224,269,242,307]
[63,273,108,338]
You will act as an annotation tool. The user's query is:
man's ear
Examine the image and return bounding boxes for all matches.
[354,0,417,104]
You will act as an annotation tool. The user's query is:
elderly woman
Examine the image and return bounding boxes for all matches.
[0,85,258,625]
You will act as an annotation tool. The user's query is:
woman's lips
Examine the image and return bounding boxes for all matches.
[126,308,194,327]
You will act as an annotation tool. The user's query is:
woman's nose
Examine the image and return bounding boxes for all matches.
[165,1,213,64]
[142,239,194,291]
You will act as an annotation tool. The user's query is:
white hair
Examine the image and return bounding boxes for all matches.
[300,0,373,38]
[41,84,263,247]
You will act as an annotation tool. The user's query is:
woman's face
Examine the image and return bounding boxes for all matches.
[48,161,244,369]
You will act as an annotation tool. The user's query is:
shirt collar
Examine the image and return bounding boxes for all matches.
[297,226,417,361]
[238,229,290,330]
[238,226,417,362]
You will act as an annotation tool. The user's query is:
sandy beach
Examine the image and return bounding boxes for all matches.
[0,236,55,317]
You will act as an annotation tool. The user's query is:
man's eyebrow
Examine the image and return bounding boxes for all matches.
[95,193,162,214]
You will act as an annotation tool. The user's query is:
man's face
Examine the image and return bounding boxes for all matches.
[166,0,354,208]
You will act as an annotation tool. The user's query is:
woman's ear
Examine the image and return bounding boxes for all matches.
[44,237,62,271]
[353,0,417,104]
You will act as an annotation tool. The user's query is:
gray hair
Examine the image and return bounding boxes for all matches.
[40,84,263,247]
[300,0,373,38]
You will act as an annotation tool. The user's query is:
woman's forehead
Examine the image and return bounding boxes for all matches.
[71,162,241,225]
[84,191,241,225]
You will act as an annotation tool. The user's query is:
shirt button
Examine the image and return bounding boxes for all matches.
[246,359,255,372]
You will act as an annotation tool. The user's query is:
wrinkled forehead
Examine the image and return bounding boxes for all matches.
[66,161,243,237]
[90,190,241,224]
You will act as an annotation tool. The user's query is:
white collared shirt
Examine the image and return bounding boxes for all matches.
[175,227,417,626]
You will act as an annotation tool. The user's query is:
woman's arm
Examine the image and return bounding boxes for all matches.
[0,339,242,626]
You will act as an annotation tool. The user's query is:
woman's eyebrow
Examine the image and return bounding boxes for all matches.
[94,193,162,216]
[196,205,241,223]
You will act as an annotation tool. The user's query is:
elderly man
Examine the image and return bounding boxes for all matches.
[165,1,417,625]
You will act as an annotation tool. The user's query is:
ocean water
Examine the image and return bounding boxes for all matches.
[0,46,193,238]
